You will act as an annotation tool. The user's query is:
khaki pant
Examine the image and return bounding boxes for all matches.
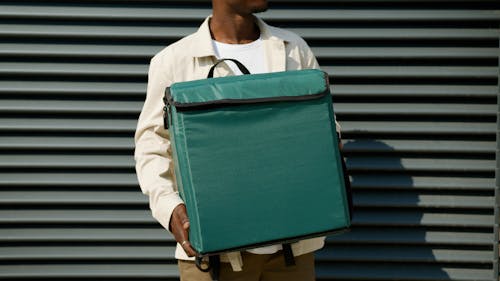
[178,251,315,281]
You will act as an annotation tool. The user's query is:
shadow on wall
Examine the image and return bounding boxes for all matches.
[315,139,449,279]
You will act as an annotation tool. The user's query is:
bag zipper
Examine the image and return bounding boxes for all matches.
[170,90,329,112]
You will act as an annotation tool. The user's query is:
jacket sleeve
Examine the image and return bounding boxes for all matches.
[299,39,342,136]
[134,55,184,232]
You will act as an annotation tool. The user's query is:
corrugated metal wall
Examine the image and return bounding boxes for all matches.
[0,0,498,280]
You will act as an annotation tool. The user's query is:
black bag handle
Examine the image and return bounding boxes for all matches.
[207,58,251,78]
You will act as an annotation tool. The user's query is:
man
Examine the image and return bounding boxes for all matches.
[134,0,341,280]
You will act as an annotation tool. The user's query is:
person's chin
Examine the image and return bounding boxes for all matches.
[251,1,268,14]
[252,7,268,14]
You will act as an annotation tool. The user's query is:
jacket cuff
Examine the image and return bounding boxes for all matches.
[151,192,185,232]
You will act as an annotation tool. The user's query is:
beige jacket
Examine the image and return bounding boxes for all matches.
[134,16,340,271]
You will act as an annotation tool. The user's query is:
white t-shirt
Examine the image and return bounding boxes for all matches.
[212,38,268,75]
[212,38,283,255]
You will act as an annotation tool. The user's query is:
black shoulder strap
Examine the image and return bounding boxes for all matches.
[207,58,251,78]
[282,243,296,266]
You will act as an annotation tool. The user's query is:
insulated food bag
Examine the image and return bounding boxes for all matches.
[163,64,351,256]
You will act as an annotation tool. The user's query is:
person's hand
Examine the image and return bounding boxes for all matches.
[170,204,197,257]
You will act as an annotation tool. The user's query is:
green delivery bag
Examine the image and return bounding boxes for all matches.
[163,60,351,257]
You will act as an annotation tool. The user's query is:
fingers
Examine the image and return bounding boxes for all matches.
[170,204,197,257]
[181,216,190,230]
[180,240,197,257]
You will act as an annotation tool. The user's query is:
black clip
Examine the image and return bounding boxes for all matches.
[195,255,220,281]
[195,255,211,272]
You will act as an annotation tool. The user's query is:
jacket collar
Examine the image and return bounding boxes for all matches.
[189,16,216,58]
[190,16,288,72]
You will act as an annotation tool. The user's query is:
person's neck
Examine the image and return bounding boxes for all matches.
[209,13,260,44]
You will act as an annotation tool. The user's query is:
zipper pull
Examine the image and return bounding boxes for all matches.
[163,87,172,129]
[163,105,170,130]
